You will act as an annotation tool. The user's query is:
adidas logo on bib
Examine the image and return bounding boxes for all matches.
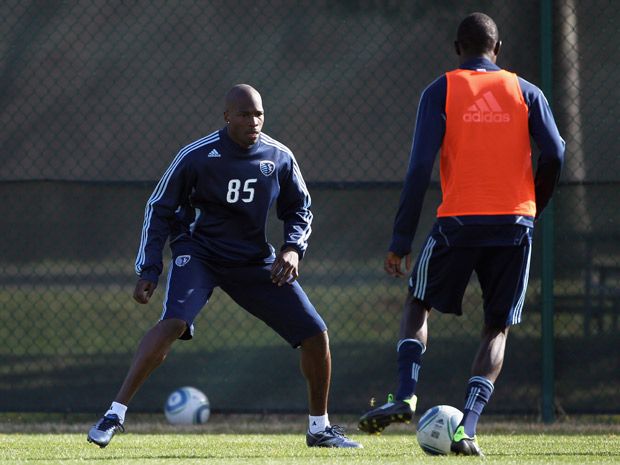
[462,91,510,123]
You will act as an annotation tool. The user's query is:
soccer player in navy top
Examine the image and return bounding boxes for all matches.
[88,84,361,449]
[358,13,564,455]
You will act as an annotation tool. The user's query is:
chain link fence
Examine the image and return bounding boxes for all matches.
[1,0,618,416]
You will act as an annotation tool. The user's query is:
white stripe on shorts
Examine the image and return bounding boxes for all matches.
[413,237,436,300]
[510,240,532,325]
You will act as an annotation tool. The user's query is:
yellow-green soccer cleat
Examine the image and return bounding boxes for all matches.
[450,425,484,456]
[358,394,417,434]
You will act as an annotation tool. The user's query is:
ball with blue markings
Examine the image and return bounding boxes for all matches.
[164,386,210,425]
[416,405,463,455]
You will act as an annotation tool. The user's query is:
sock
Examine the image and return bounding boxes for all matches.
[308,414,329,434]
[460,376,494,437]
[105,401,127,424]
[395,339,425,401]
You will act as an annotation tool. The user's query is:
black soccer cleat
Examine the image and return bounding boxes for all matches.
[306,425,363,448]
[450,426,484,456]
[358,394,417,434]
[87,414,125,448]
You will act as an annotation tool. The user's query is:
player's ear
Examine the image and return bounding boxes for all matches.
[454,40,461,56]
[223,111,229,123]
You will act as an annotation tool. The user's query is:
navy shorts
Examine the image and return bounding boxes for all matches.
[408,234,532,327]
[161,254,327,347]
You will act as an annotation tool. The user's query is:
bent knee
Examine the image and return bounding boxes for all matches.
[157,318,188,338]
[300,330,329,352]
[482,323,509,337]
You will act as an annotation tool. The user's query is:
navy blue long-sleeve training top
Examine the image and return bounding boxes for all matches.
[135,128,312,284]
[390,58,565,256]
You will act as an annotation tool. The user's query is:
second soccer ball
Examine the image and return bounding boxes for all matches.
[164,386,211,425]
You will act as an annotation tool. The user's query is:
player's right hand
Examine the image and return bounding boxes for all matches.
[271,248,299,286]
[133,279,157,304]
[384,251,411,278]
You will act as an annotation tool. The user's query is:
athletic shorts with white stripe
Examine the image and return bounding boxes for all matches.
[408,233,532,327]
[161,254,327,347]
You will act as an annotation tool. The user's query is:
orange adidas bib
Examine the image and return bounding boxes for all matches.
[437,69,536,217]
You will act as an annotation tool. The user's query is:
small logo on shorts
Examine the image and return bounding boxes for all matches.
[175,255,191,267]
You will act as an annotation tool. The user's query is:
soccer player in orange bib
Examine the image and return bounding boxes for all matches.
[358,13,564,456]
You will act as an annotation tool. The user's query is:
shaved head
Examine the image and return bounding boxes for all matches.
[456,12,499,56]
[225,84,262,112]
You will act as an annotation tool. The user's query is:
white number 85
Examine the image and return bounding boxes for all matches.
[226,178,257,203]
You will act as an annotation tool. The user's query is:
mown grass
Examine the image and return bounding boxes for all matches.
[1,431,619,465]
[1,414,619,465]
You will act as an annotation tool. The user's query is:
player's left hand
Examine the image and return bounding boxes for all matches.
[384,251,411,277]
[271,248,299,286]
[133,278,157,304]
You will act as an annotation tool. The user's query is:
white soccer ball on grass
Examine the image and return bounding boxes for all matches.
[416,404,463,455]
[164,386,210,425]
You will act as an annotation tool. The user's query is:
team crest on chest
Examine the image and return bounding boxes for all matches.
[259,160,276,177]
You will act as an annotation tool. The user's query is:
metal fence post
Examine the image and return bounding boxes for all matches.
[540,0,555,424]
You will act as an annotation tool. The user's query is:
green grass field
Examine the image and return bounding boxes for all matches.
[2,431,618,464]
[1,414,618,465]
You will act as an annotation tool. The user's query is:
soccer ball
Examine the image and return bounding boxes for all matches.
[164,386,211,425]
[416,405,463,455]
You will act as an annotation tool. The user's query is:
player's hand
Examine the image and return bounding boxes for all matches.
[133,279,157,304]
[384,251,411,278]
[271,248,299,286]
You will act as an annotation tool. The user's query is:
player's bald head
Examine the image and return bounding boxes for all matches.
[456,12,499,55]
[223,84,264,148]
[225,84,262,111]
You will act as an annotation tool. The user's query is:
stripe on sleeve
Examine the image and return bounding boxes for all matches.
[135,131,219,274]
